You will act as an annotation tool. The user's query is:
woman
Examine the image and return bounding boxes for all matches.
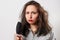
[16,0,56,40]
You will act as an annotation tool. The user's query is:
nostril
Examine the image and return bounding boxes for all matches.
[30,16,32,18]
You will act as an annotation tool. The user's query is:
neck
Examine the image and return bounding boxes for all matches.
[30,24,38,34]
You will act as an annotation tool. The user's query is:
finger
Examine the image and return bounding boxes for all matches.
[20,36,23,40]
[16,34,23,40]
[17,36,23,40]
[16,36,19,40]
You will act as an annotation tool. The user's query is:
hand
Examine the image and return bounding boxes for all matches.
[16,34,23,40]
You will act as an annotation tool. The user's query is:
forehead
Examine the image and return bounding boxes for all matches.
[26,5,37,12]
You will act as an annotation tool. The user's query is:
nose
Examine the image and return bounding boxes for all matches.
[29,13,32,19]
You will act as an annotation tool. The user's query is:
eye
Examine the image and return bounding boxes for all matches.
[32,11,37,14]
[26,12,29,14]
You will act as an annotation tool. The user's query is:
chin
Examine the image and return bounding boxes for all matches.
[28,22,35,25]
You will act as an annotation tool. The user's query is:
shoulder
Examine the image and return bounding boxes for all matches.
[49,30,56,40]
[38,30,56,40]
[44,30,56,40]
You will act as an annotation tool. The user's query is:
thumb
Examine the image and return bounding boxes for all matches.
[17,35,23,40]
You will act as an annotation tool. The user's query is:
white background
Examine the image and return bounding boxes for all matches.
[0,0,60,40]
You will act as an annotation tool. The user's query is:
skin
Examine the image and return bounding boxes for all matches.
[25,5,38,25]
[16,34,23,40]
[25,5,39,34]
[16,5,39,40]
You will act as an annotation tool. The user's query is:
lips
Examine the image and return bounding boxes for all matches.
[28,20,33,22]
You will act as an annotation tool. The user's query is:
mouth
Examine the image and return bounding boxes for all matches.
[28,20,33,22]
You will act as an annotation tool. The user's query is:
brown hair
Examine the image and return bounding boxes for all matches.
[19,0,52,37]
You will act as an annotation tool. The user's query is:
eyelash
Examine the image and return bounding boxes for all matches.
[26,12,29,14]
[32,12,36,14]
[26,12,37,14]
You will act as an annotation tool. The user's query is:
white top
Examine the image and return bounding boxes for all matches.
[16,22,56,40]
[22,29,56,40]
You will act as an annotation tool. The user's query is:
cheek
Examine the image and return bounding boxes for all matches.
[32,14,38,21]
[25,14,29,20]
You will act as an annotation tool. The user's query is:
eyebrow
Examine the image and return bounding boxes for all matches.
[26,11,38,13]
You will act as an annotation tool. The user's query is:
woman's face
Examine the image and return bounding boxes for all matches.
[25,5,39,25]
